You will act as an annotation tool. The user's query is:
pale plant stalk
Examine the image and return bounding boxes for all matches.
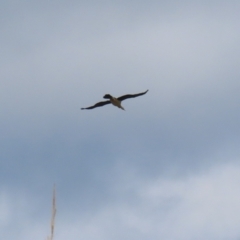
[47,185,57,240]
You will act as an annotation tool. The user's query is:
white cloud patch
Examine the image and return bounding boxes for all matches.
[0,189,49,240]
[0,191,11,227]
[1,159,240,240]
[142,164,240,239]
[52,162,240,240]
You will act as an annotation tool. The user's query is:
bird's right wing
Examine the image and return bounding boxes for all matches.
[81,100,111,110]
[117,90,148,101]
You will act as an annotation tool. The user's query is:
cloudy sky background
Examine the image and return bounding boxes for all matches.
[1,1,240,239]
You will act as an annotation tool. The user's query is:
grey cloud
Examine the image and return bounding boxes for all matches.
[0,1,240,239]
[2,162,240,240]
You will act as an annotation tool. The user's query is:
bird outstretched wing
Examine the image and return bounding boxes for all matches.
[81,100,111,110]
[117,90,148,101]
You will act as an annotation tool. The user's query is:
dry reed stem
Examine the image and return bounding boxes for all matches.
[47,185,57,240]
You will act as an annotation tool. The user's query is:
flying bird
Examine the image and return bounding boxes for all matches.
[81,90,148,110]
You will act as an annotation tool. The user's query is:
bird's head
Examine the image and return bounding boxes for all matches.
[103,94,112,99]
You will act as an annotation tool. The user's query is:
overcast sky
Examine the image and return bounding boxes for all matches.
[1,1,240,239]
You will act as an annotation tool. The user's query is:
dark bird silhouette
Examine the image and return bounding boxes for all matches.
[81,90,148,110]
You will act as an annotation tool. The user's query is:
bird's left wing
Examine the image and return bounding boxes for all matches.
[117,90,148,101]
[81,100,111,110]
